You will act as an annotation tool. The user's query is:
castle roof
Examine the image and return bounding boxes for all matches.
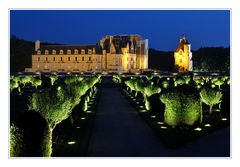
[175,34,190,52]
[35,44,102,54]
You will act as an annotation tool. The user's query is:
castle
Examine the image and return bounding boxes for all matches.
[174,34,193,72]
[25,34,148,73]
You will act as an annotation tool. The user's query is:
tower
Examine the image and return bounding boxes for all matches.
[174,34,192,72]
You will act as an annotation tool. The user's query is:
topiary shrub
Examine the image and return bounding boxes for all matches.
[200,87,223,114]
[28,87,73,157]
[160,87,201,127]
[10,124,25,157]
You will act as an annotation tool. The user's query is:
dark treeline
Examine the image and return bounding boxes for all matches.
[10,36,230,73]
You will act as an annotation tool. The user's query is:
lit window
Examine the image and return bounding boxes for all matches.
[67,50,71,55]
[52,50,56,55]
[45,50,49,55]
[81,49,85,55]
[88,49,92,54]
[60,50,64,54]
[74,49,78,54]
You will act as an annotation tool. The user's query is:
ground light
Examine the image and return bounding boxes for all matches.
[86,110,92,113]
[139,106,144,108]
[194,127,202,131]
[81,117,86,120]
[204,124,211,127]
[221,118,227,121]
[139,109,147,112]
[157,121,164,125]
[150,115,156,118]
[67,141,76,145]
[160,126,167,129]
[76,126,80,129]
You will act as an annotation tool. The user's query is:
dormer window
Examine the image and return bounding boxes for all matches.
[59,50,64,54]
[45,50,49,55]
[67,50,71,55]
[37,50,41,55]
[74,49,78,54]
[88,49,92,54]
[52,50,56,55]
[81,49,85,55]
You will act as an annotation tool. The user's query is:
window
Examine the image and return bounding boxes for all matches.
[81,49,85,55]
[60,50,63,54]
[88,49,92,54]
[45,57,48,61]
[67,50,71,55]
[68,57,70,61]
[82,57,84,61]
[45,50,49,55]
[52,50,56,55]
[53,57,56,61]
[75,57,77,61]
[38,57,40,61]
[74,49,78,54]
[179,59,182,63]
[89,57,91,61]
[60,57,63,61]
[131,57,133,61]
[37,50,41,55]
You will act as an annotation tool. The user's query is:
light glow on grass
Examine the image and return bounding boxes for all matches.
[194,127,202,131]
[81,117,86,120]
[157,121,164,125]
[204,124,211,127]
[150,115,156,118]
[67,141,76,145]
[160,126,167,129]
[221,118,227,121]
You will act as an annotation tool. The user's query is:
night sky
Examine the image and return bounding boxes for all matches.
[10,10,230,51]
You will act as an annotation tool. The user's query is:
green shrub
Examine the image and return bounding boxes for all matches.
[160,90,201,127]
[28,87,73,157]
[200,87,223,114]
[146,75,153,81]
[10,124,25,157]
[49,74,58,86]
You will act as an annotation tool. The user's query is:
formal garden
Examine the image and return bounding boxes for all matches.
[10,72,230,157]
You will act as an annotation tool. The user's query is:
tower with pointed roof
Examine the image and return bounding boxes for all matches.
[174,34,193,72]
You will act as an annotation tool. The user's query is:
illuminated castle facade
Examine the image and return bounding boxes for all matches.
[174,34,193,72]
[25,34,148,73]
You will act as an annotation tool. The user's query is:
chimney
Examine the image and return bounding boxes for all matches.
[35,40,40,51]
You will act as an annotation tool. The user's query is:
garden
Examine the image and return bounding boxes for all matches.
[113,73,230,148]
[10,74,101,157]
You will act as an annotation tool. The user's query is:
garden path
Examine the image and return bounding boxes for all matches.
[87,77,230,157]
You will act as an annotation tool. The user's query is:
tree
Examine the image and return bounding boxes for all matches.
[28,87,73,157]
[49,74,58,86]
[200,87,223,114]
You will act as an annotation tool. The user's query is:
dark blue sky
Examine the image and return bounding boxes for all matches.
[10,10,230,51]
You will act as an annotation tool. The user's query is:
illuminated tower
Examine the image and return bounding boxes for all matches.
[174,34,192,72]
